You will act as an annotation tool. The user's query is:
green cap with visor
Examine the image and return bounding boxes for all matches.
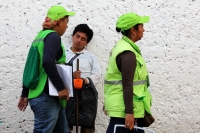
[47,5,75,21]
[116,12,150,31]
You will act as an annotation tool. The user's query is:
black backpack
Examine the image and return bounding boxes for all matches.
[65,78,98,127]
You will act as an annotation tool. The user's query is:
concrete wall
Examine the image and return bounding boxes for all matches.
[0,0,200,132]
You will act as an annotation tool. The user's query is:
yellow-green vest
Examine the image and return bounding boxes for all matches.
[104,36,152,118]
[28,30,67,106]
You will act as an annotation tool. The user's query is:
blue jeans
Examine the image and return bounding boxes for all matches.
[106,117,144,133]
[29,92,69,133]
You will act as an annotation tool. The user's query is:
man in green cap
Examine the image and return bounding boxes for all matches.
[18,5,75,133]
[104,12,154,133]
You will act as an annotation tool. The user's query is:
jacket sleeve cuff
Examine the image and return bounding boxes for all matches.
[21,85,29,97]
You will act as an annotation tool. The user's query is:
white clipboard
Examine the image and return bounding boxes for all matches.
[48,64,73,97]
[114,124,155,133]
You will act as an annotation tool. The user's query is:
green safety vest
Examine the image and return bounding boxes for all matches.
[104,36,152,118]
[28,30,67,106]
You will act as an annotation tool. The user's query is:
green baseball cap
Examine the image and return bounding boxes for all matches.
[116,12,150,31]
[47,5,75,21]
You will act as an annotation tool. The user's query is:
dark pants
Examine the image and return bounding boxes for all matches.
[69,125,95,133]
[106,117,144,133]
[81,126,95,133]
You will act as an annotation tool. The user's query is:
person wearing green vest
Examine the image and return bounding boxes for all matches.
[104,12,153,133]
[17,5,75,133]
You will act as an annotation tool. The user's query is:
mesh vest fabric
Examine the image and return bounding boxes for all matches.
[27,30,67,107]
[23,31,54,89]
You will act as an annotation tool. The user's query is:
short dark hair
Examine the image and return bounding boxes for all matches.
[60,15,69,21]
[72,24,93,43]
[116,24,140,36]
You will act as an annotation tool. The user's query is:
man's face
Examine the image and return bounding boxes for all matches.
[135,24,145,41]
[72,31,88,51]
[59,17,69,36]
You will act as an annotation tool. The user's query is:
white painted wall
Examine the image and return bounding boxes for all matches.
[0,0,200,132]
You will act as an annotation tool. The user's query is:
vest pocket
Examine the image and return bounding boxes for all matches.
[133,99,145,118]
[143,89,152,114]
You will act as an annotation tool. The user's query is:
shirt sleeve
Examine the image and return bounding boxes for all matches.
[116,51,136,114]
[42,32,65,92]
[87,54,101,84]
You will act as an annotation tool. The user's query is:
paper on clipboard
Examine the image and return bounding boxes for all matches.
[48,64,73,97]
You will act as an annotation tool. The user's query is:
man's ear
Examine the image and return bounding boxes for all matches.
[130,27,137,36]
[131,27,136,33]
[52,20,60,27]
[56,20,61,26]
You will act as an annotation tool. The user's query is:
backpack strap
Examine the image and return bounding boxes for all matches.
[67,53,80,65]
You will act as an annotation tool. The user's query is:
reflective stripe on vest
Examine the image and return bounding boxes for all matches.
[32,38,44,44]
[104,80,146,86]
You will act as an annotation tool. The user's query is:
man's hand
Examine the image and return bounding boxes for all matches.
[73,70,81,79]
[58,88,69,101]
[125,114,134,130]
[18,97,28,111]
